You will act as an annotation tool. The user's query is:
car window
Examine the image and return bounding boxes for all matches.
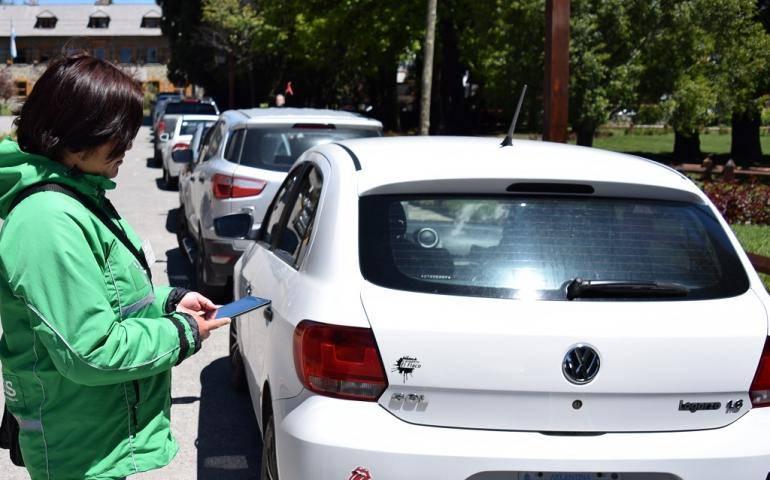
[164,102,218,115]
[180,120,214,136]
[224,129,245,162]
[359,196,750,301]
[239,127,379,172]
[275,166,323,267]
[200,122,224,162]
[260,165,305,247]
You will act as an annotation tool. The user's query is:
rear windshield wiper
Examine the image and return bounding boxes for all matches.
[565,278,690,300]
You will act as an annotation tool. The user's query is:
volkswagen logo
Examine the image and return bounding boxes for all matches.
[562,344,600,385]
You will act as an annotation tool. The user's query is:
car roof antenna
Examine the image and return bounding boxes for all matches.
[500,84,528,147]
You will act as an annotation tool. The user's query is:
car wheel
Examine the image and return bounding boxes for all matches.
[162,167,171,190]
[176,206,188,252]
[260,413,279,480]
[194,237,227,301]
[229,321,247,391]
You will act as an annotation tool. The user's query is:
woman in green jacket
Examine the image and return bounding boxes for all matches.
[0,54,230,479]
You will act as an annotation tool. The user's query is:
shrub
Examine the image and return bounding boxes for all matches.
[701,181,770,225]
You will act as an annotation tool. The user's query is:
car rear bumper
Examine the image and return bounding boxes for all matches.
[201,237,247,286]
[277,395,770,480]
[167,159,186,178]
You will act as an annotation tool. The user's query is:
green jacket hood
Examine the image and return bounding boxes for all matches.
[0,137,116,219]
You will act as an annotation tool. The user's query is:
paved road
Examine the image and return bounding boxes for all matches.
[0,126,262,479]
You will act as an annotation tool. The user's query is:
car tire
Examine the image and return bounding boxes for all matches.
[229,321,248,392]
[194,237,227,302]
[162,167,171,190]
[260,413,279,480]
[176,206,188,253]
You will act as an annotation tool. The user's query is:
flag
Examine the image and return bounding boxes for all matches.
[285,81,294,96]
[9,20,17,59]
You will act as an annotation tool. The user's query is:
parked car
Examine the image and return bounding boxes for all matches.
[221,136,770,480]
[177,108,382,299]
[153,98,219,163]
[160,114,218,189]
[151,92,182,129]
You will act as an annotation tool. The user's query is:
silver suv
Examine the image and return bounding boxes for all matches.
[177,108,382,298]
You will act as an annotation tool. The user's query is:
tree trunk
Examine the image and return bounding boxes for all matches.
[731,110,762,168]
[576,125,595,147]
[673,130,702,163]
[438,10,465,134]
[228,55,235,109]
[419,0,438,135]
[248,62,256,108]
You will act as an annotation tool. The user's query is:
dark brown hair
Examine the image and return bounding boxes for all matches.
[15,54,143,162]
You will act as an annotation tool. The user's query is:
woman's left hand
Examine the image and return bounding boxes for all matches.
[176,291,219,320]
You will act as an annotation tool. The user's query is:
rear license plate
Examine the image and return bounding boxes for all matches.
[517,474,621,480]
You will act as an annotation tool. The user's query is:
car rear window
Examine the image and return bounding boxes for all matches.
[179,120,215,136]
[239,127,380,172]
[359,196,749,301]
[164,102,218,115]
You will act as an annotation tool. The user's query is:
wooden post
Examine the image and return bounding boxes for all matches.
[543,0,570,143]
[419,0,438,136]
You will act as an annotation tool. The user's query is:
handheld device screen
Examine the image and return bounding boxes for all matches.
[215,296,271,319]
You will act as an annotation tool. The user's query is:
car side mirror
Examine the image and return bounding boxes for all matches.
[172,149,193,164]
[214,213,254,239]
[159,133,170,142]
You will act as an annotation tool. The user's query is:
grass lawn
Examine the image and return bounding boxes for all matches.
[591,128,770,164]
[732,224,770,291]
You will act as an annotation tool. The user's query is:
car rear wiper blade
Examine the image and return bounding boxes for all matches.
[565,278,690,300]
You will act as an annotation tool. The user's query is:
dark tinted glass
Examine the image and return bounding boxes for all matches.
[279,167,323,266]
[224,129,245,161]
[261,167,304,245]
[179,120,214,136]
[164,102,218,115]
[359,196,749,301]
[239,127,379,172]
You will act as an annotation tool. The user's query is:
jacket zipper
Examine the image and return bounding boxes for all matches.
[131,380,140,431]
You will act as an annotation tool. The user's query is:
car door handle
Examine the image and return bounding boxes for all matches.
[264,306,273,323]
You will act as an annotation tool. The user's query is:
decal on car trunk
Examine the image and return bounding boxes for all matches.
[392,356,421,383]
[348,466,372,480]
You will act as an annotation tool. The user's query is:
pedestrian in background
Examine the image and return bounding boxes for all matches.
[0,54,230,479]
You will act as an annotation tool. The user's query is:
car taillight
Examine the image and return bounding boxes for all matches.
[172,142,190,152]
[293,320,388,401]
[212,174,266,199]
[750,337,770,407]
[158,120,165,135]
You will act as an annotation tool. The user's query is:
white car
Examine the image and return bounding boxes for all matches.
[160,114,218,189]
[222,137,770,480]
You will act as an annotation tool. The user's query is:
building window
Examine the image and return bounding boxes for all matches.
[15,81,28,97]
[146,47,158,63]
[87,16,110,29]
[93,48,106,60]
[141,17,161,28]
[34,17,58,29]
[119,47,133,64]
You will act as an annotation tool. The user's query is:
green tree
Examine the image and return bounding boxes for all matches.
[568,0,642,146]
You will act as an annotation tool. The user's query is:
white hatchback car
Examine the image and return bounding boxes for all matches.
[222,137,770,480]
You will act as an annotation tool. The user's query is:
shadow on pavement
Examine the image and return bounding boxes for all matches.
[165,247,194,289]
[146,157,161,169]
[196,357,262,479]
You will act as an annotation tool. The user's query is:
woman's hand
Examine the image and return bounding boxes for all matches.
[176,291,230,340]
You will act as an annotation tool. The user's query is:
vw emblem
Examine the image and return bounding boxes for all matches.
[562,344,600,385]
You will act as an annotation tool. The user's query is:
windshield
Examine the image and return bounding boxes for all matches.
[239,127,380,172]
[164,102,218,115]
[359,196,749,301]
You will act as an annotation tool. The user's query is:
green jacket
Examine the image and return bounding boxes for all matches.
[0,138,200,479]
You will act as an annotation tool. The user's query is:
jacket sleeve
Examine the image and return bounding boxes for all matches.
[152,285,190,314]
[0,206,200,387]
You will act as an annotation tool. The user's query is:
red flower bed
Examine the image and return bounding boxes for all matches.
[701,181,770,225]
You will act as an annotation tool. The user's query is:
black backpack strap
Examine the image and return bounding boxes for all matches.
[9,182,152,281]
